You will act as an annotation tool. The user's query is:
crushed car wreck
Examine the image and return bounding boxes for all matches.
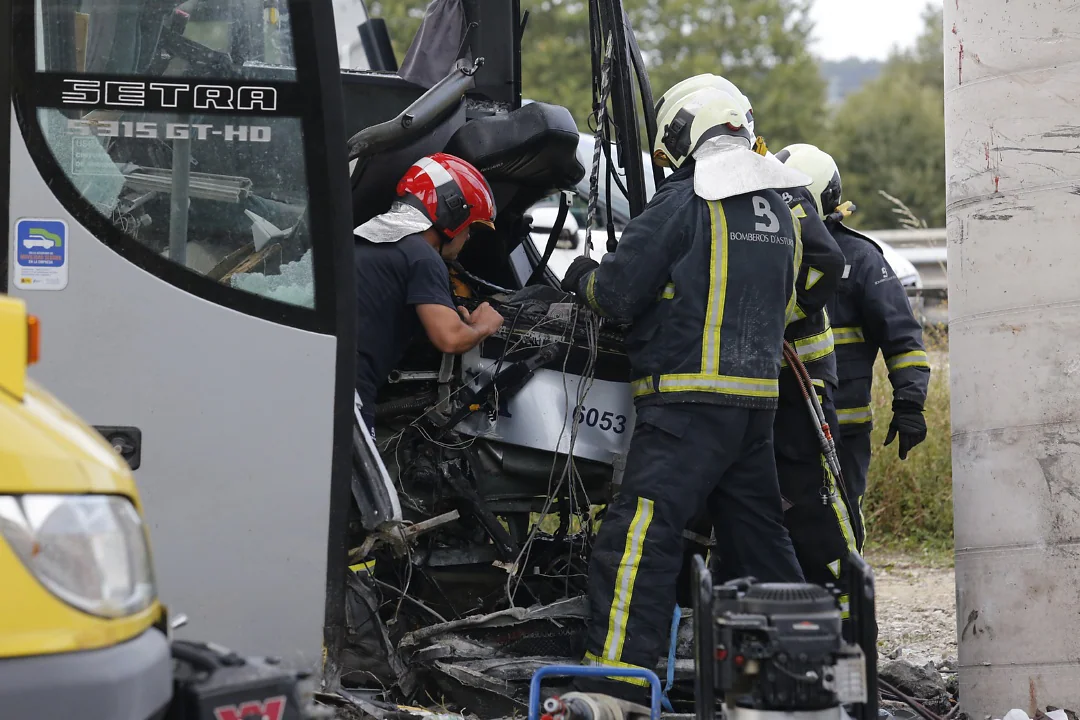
[336,0,686,711]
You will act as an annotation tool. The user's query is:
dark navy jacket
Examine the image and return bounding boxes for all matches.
[573,166,801,410]
[825,220,930,433]
[780,186,846,393]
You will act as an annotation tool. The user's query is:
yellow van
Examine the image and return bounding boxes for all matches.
[0,295,172,719]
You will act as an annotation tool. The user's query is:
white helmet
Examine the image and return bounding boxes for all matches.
[775,144,843,216]
[653,86,754,169]
[654,74,755,136]
[654,85,811,201]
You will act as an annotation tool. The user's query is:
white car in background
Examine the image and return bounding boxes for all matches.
[527,132,924,315]
[869,236,921,292]
[528,204,580,250]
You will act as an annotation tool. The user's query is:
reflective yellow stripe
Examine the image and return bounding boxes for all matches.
[349,559,376,574]
[837,406,873,425]
[786,207,805,325]
[839,593,850,620]
[660,282,675,300]
[584,272,604,315]
[702,201,729,375]
[582,652,651,687]
[787,303,807,325]
[806,267,824,290]
[833,326,865,345]
[794,327,835,364]
[858,498,866,545]
[812,378,825,389]
[887,350,930,372]
[781,323,835,367]
[824,458,858,555]
[602,497,655,662]
[632,373,779,399]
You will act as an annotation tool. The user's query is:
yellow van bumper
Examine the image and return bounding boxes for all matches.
[0,628,172,720]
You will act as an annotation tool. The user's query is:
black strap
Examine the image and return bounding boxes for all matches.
[171,640,244,671]
[526,190,572,286]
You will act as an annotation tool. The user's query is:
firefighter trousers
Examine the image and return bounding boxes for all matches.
[838,429,871,509]
[583,403,804,677]
[769,385,863,607]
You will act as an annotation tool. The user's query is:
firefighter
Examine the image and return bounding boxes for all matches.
[777,143,931,516]
[661,75,858,601]
[353,153,504,434]
[559,86,813,699]
[747,147,862,617]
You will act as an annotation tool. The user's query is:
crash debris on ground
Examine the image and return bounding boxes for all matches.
[872,555,957,667]
[879,659,957,717]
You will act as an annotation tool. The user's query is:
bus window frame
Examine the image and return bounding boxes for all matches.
[2,0,357,666]
[7,0,344,335]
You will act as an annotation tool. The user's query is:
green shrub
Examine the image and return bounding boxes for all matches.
[862,335,953,554]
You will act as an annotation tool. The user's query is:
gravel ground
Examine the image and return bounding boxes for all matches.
[871,551,958,667]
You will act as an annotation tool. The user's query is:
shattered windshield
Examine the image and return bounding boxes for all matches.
[33,0,317,307]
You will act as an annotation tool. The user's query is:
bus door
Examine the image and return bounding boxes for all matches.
[4,0,356,667]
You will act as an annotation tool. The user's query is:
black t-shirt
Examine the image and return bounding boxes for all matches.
[354,233,456,423]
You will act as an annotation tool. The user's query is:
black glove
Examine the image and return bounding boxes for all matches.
[561,256,600,294]
[884,400,927,460]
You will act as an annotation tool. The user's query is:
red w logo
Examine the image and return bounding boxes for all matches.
[213,696,287,720]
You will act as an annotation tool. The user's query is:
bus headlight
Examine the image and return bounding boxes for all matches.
[0,494,155,618]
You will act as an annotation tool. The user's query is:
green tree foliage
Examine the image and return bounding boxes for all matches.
[364,1,943,230]
[619,0,827,150]
[822,7,945,229]
[368,0,827,150]
[365,1,425,58]
[519,1,593,128]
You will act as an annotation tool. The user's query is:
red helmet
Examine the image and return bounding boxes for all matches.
[396,153,496,239]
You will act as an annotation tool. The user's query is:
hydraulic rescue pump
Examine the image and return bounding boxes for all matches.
[693,555,878,720]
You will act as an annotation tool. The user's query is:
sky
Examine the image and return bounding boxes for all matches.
[809,0,942,62]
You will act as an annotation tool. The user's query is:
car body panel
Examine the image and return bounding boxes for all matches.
[0,532,161,658]
[0,380,139,496]
[0,628,172,720]
[0,295,160,659]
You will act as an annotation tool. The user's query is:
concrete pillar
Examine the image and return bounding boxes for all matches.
[946,0,1080,715]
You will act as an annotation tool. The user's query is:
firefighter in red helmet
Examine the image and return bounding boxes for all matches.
[353,153,504,435]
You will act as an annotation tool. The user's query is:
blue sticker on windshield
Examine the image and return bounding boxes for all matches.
[13,218,69,290]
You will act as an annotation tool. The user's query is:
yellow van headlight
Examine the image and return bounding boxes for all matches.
[0,495,156,618]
